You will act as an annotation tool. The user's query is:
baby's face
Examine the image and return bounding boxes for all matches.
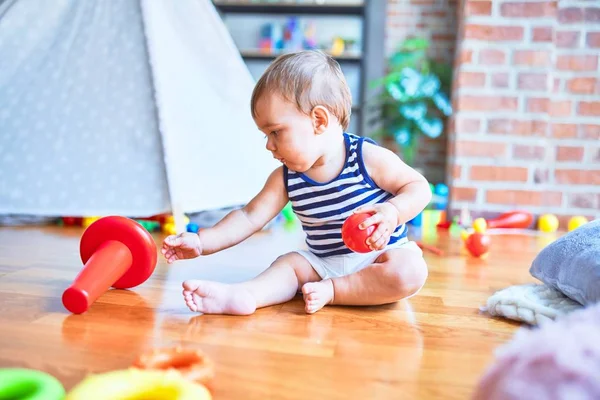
[253,93,322,173]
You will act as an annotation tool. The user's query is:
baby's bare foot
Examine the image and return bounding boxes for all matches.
[302,280,334,314]
[182,280,256,315]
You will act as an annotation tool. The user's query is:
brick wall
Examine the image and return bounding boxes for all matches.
[448,0,600,225]
[385,0,458,184]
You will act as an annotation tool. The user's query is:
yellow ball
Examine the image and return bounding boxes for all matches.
[162,222,177,235]
[568,216,588,232]
[538,214,559,232]
[82,216,100,228]
[473,218,487,233]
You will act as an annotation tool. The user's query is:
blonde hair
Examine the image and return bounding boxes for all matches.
[250,50,352,130]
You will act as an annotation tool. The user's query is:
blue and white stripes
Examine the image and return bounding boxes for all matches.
[285,133,407,257]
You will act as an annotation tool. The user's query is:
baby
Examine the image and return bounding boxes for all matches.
[162,50,431,315]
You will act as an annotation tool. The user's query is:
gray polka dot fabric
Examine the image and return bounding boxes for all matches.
[0,0,170,217]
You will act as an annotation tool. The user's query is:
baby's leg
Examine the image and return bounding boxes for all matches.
[302,247,427,314]
[183,252,320,315]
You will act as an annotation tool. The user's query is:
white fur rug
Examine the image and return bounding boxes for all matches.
[482,283,583,325]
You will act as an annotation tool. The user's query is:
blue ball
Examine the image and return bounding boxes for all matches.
[186,222,199,233]
[434,183,449,197]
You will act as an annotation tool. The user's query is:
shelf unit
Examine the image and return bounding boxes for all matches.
[212,0,386,137]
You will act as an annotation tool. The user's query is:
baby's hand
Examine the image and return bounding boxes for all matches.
[161,232,203,264]
[354,203,400,251]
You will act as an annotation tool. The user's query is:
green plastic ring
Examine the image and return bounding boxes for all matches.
[0,368,65,400]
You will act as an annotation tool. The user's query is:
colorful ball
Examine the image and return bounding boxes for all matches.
[186,223,200,233]
[538,214,559,232]
[465,232,491,258]
[568,216,588,232]
[341,213,375,253]
[473,218,487,233]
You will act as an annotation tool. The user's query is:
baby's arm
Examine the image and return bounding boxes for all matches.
[199,167,288,255]
[356,141,431,249]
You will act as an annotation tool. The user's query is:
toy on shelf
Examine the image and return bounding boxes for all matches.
[538,214,559,233]
[132,347,214,389]
[65,369,211,400]
[341,212,374,253]
[187,222,200,233]
[408,182,449,229]
[472,210,533,232]
[568,216,588,232]
[62,216,157,314]
[0,368,65,400]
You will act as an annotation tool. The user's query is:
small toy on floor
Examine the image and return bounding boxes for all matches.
[62,216,157,314]
[0,368,65,400]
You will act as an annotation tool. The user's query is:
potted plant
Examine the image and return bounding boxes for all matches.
[368,37,453,165]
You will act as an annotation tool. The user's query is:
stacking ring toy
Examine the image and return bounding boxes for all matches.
[132,347,214,388]
[0,368,65,400]
[66,369,211,400]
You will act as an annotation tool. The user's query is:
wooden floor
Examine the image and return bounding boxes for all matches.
[0,222,557,399]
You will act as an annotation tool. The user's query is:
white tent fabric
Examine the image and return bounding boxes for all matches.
[0,0,277,220]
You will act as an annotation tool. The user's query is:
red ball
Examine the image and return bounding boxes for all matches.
[341,212,375,253]
[465,232,491,258]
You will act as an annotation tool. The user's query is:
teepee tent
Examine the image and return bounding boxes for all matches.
[0,0,277,226]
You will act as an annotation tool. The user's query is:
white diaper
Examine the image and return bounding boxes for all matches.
[295,238,423,280]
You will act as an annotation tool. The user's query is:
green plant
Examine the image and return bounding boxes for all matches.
[369,37,453,164]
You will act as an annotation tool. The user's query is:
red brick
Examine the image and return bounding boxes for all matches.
[585,7,600,23]
[558,7,584,24]
[527,98,550,113]
[556,31,580,48]
[491,73,510,88]
[588,32,600,48]
[457,95,519,112]
[488,119,548,136]
[465,25,524,41]
[532,26,553,42]
[513,145,546,160]
[592,148,600,163]
[518,73,549,90]
[460,49,474,64]
[479,49,506,65]
[513,50,551,66]
[556,170,600,185]
[553,78,562,93]
[557,55,598,71]
[465,1,492,16]
[432,33,456,42]
[569,193,596,209]
[455,117,481,133]
[458,71,486,87]
[567,77,598,94]
[470,166,529,182]
[422,10,448,18]
[453,165,462,180]
[552,123,578,138]
[501,2,556,17]
[534,168,551,184]
[486,190,562,207]
[451,187,477,202]
[455,141,508,158]
[581,125,600,139]
[550,100,573,117]
[579,102,600,116]
[557,146,585,161]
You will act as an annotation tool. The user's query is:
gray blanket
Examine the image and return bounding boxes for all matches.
[530,219,600,306]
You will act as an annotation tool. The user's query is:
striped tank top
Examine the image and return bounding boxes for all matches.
[284,132,408,257]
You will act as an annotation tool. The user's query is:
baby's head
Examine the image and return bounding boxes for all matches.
[251,50,352,172]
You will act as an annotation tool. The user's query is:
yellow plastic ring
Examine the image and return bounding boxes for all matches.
[66,369,211,400]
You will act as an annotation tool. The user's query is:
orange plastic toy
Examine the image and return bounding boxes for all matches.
[62,216,157,314]
[476,210,533,230]
[341,212,375,253]
[132,347,215,389]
